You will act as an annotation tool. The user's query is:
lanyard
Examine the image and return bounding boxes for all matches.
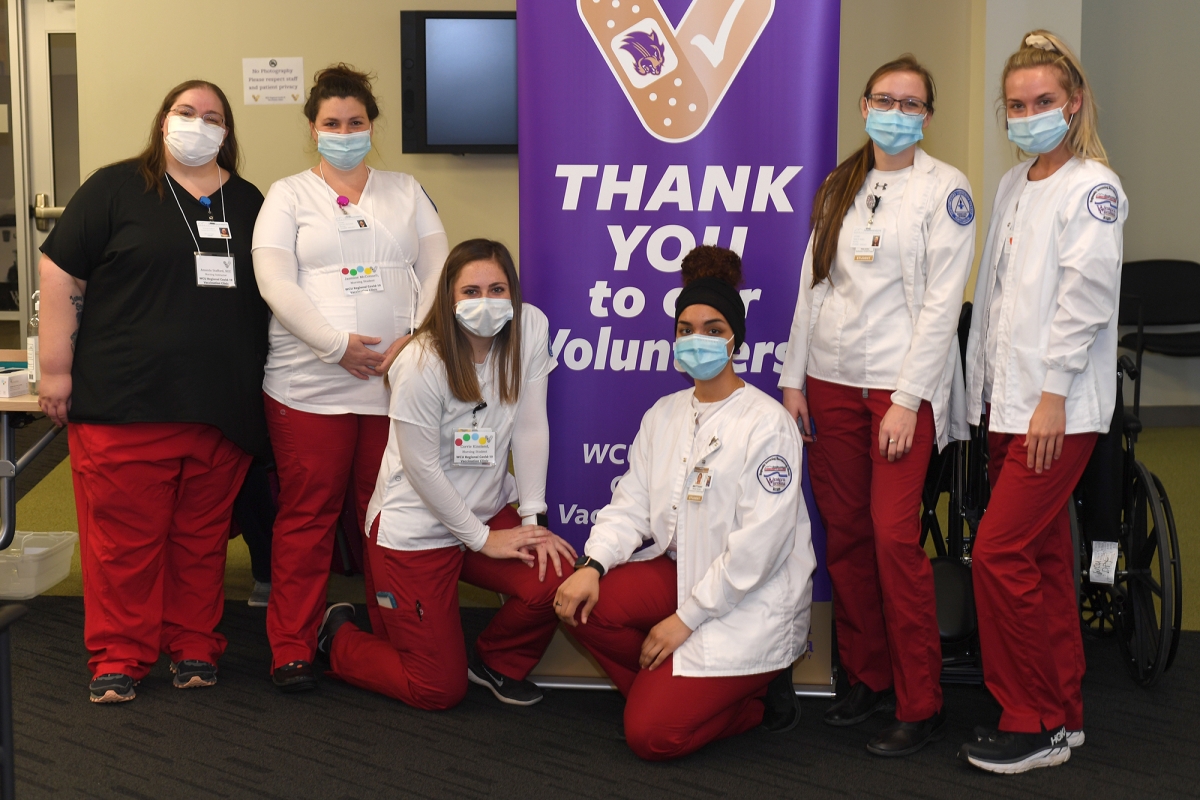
[318,164,420,333]
[164,164,231,259]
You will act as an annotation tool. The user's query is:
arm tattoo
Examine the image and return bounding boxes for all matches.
[69,294,83,351]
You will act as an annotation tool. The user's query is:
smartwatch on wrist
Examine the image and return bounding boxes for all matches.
[574,555,606,577]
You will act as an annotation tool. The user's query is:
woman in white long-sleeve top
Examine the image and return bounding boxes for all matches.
[555,246,815,761]
[317,238,576,711]
[252,64,449,692]
[778,55,974,756]
[958,31,1127,775]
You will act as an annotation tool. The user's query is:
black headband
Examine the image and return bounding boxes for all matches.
[674,278,746,348]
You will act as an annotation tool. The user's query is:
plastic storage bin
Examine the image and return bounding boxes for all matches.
[0,531,77,600]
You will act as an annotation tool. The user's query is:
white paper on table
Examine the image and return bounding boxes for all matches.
[356,293,398,353]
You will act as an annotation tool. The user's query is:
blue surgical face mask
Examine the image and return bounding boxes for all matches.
[317,129,372,170]
[673,334,733,381]
[1006,104,1070,154]
[864,108,925,156]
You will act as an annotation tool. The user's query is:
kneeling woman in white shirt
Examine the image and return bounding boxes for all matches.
[554,246,816,761]
[317,239,576,710]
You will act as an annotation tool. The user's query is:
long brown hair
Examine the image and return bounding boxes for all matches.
[1000,30,1107,165]
[128,80,241,198]
[808,55,935,287]
[412,239,524,405]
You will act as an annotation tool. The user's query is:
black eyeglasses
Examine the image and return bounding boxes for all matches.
[865,94,930,116]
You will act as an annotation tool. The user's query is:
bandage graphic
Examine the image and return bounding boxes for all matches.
[578,0,775,142]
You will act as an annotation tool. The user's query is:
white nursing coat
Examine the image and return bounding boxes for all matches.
[963,157,1128,434]
[583,384,815,678]
[779,148,976,450]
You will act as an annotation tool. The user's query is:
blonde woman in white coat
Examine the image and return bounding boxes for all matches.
[958,31,1127,775]
[554,247,815,762]
[778,55,974,757]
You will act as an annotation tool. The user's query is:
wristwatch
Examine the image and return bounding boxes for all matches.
[574,555,606,577]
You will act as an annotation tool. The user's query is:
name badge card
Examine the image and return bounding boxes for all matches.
[195,253,236,288]
[196,221,232,239]
[453,429,497,467]
[341,266,385,295]
[851,227,882,262]
[336,215,369,232]
[686,468,712,503]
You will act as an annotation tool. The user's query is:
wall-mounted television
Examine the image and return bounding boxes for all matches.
[400,11,518,154]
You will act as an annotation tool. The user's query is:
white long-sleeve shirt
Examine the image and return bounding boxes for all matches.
[252,168,448,415]
[780,148,976,449]
[964,157,1128,434]
[367,305,557,551]
[584,384,815,678]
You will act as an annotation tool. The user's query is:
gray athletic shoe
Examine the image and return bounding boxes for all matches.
[467,652,543,706]
[171,660,218,689]
[248,581,271,608]
[89,673,136,704]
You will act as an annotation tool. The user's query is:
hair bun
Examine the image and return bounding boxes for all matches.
[680,245,743,288]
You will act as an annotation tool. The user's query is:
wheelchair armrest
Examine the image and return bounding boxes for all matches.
[1119,354,1139,381]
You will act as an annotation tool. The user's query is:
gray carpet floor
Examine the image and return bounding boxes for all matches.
[4,597,1198,799]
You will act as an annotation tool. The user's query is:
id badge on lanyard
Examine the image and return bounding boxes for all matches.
[686,467,712,502]
[453,402,496,467]
[851,228,883,262]
[195,252,236,288]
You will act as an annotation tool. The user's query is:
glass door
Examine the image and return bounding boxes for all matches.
[3,0,76,348]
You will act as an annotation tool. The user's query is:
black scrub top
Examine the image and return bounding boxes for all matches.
[40,160,270,459]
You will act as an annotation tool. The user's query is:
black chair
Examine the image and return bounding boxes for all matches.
[1118,259,1200,413]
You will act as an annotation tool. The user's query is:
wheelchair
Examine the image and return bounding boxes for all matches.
[919,303,1182,688]
[1073,359,1183,687]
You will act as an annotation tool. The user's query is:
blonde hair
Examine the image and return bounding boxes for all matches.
[999,30,1107,165]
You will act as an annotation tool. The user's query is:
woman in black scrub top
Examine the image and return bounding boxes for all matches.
[37,80,269,704]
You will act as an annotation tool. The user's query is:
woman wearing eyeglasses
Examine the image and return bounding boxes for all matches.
[252,64,449,692]
[37,80,269,703]
[779,54,975,756]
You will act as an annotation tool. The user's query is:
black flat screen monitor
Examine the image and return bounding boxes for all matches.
[401,11,518,154]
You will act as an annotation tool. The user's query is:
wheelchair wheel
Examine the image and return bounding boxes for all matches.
[1150,473,1183,671]
[1113,461,1176,686]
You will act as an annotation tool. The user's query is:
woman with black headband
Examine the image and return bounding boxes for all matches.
[554,246,816,761]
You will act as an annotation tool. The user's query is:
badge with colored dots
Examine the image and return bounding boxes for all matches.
[453,428,497,468]
[340,263,385,296]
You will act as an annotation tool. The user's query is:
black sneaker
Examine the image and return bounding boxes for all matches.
[959,725,1071,774]
[973,724,1084,750]
[171,660,218,689]
[760,668,801,732]
[466,652,543,706]
[824,681,895,727]
[272,660,318,693]
[89,673,136,704]
[316,602,356,657]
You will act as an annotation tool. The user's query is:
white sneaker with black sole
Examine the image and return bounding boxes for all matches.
[960,725,1071,774]
[467,652,543,706]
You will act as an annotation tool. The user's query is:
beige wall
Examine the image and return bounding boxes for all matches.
[77,0,519,261]
[1083,0,1200,406]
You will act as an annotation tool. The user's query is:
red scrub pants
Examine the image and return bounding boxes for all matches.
[804,377,942,722]
[264,395,389,670]
[69,422,250,678]
[329,507,567,710]
[568,557,775,762]
[974,429,1096,733]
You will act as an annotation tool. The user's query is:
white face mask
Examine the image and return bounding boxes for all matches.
[455,298,513,338]
[164,115,225,167]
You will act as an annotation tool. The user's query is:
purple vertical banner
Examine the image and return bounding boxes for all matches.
[518,0,838,605]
